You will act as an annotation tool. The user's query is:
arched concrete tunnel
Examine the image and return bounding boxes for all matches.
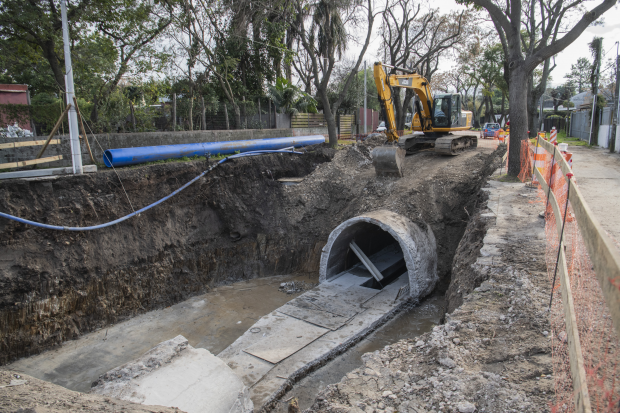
[319,210,438,300]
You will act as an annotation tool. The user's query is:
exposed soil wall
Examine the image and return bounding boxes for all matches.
[0,141,501,365]
[304,178,554,413]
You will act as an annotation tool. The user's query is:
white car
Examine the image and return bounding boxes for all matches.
[376,121,387,132]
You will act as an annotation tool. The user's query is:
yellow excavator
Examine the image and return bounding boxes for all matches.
[371,62,477,176]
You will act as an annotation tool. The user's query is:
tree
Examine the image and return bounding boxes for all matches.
[379,0,472,130]
[0,0,173,124]
[565,57,592,93]
[267,77,317,114]
[459,0,617,175]
[549,84,575,111]
[292,0,376,147]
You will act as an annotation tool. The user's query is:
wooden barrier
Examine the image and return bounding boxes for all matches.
[538,138,620,337]
[534,165,592,413]
[291,113,326,128]
[0,155,63,169]
[0,139,60,150]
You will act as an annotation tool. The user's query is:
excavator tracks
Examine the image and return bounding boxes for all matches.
[434,134,478,155]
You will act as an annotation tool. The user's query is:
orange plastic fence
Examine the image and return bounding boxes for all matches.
[521,143,620,412]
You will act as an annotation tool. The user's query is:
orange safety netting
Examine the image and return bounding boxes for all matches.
[520,142,620,412]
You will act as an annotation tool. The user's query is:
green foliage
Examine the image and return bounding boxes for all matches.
[268,78,317,115]
[565,57,592,93]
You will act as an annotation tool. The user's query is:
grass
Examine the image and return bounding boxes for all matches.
[338,139,356,146]
[492,174,522,182]
[529,129,593,147]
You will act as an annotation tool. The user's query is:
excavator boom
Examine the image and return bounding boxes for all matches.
[371,62,477,176]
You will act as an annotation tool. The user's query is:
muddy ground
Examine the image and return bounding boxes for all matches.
[304,180,554,413]
[0,138,500,368]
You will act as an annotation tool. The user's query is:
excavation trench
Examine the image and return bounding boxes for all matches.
[0,139,501,410]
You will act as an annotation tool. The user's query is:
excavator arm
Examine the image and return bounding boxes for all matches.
[370,62,477,177]
[373,62,435,141]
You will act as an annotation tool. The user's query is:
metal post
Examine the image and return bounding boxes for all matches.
[201,96,206,131]
[258,98,262,129]
[269,98,272,128]
[364,61,367,135]
[589,95,597,145]
[60,0,82,174]
[611,51,619,153]
[224,103,229,130]
[173,93,177,131]
[243,96,246,129]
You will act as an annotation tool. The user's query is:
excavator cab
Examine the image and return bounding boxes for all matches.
[433,94,463,128]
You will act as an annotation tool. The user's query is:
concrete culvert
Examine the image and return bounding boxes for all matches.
[319,210,438,300]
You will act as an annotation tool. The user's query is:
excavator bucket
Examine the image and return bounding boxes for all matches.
[372,146,406,177]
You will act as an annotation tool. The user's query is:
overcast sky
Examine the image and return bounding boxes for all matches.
[346,0,620,89]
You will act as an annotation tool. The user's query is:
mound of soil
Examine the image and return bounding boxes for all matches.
[0,142,500,364]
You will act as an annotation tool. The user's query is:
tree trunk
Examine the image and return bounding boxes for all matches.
[318,89,338,146]
[508,68,529,176]
[233,104,241,129]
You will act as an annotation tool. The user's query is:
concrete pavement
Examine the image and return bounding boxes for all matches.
[569,146,620,242]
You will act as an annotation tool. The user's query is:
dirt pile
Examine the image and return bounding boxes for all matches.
[0,142,500,365]
[303,180,553,413]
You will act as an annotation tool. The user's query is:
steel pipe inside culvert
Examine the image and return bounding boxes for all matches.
[102,135,326,167]
[319,210,438,300]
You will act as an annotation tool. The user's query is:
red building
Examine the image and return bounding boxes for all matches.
[0,84,32,132]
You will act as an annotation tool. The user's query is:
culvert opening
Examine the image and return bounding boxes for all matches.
[320,210,438,299]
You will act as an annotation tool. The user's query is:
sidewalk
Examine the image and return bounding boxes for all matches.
[569,146,620,242]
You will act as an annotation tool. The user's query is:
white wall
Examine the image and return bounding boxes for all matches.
[598,125,610,148]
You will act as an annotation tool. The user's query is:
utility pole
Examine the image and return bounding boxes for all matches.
[61,0,83,174]
[364,61,367,135]
[589,39,602,145]
[611,43,619,153]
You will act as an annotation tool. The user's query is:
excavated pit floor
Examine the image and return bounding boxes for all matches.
[6,273,316,393]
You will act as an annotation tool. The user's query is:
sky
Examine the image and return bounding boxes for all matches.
[347,0,620,89]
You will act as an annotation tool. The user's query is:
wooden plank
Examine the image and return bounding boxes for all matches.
[37,104,70,159]
[535,164,592,413]
[0,155,63,169]
[0,164,96,180]
[349,241,383,282]
[538,139,620,336]
[558,245,593,413]
[0,140,60,149]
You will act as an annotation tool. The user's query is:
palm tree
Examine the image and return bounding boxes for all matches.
[268,77,317,115]
[311,0,347,59]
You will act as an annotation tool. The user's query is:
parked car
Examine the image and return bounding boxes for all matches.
[376,121,387,132]
[482,122,501,138]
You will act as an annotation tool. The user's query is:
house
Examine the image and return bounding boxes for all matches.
[0,84,33,132]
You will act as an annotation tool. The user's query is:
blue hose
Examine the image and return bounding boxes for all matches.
[0,149,303,231]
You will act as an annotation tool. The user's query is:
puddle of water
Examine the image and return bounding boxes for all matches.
[273,295,445,413]
[6,273,315,393]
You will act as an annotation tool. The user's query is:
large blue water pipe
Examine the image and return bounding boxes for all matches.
[103,135,326,167]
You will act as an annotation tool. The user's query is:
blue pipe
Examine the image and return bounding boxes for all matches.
[0,149,303,231]
[103,135,325,167]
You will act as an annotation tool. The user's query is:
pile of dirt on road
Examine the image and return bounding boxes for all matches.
[304,180,553,413]
[0,142,501,364]
[0,370,180,412]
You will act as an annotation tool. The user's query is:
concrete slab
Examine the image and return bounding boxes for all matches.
[243,317,328,363]
[277,304,350,330]
[91,335,252,413]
